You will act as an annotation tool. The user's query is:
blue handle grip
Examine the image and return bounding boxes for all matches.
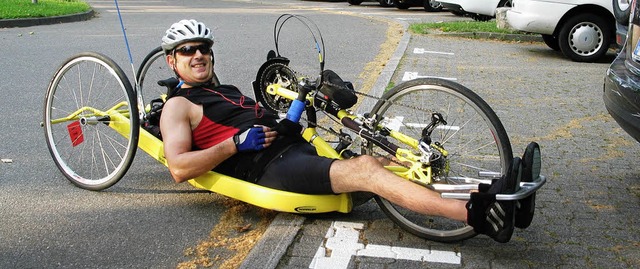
[285,99,305,123]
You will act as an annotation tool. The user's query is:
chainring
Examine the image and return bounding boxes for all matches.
[257,63,299,114]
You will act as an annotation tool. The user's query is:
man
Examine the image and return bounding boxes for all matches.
[159,19,526,243]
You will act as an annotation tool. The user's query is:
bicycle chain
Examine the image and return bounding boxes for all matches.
[287,71,423,167]
[291,68,436,114]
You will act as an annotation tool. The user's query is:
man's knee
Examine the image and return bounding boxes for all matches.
[346,155,384,171]
[329,155,383,193]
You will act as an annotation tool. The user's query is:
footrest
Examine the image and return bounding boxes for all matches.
[440,175,546,200]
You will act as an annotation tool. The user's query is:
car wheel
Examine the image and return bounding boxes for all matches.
[471,14,493,21]
[498,0,512,8]
[393,0,411,9]
[348,0,364,5]
[541,34,560,51]
[424,0,443,12]
[379,0,394,7]
[558,13,612,62]
[613,0,631,25]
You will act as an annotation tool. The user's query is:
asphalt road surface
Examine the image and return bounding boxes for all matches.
[1,0,639,268]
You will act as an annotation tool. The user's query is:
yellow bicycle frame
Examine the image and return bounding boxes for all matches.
[267,84,434,185]
[51,81,435,214]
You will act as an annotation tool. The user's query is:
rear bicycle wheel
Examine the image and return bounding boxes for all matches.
[136,46,173,107]
[43,52,139,190]
[366,78,512,242]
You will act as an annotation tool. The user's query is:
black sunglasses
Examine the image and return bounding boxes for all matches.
[174,44,212,56]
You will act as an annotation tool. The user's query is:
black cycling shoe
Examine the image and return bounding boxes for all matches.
[467,157,521,243]
[515,142,541,229]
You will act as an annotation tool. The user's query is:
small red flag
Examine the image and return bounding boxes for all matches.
[67,121,84,147]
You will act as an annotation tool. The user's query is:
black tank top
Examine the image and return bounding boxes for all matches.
[171,84,280,179]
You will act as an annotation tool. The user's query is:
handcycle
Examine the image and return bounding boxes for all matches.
[41,14,545,243]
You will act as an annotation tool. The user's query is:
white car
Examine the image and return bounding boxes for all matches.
[439,0,512,21]
[506,0,615,62]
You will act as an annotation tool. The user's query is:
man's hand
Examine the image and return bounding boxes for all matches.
[233,126,276,152]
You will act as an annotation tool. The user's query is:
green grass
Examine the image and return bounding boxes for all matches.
[1,0,90,20]
[409,21,524,35]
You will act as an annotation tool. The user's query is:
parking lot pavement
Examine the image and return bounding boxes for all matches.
[254,27,640,269]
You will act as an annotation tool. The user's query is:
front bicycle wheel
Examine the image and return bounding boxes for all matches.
[367,78,512,242]
[43,52,139,191]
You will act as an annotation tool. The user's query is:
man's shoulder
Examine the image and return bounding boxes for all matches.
[164,95,192,111]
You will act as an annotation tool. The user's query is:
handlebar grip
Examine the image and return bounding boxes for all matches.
[285,100,305,123]
[285,81,314,123]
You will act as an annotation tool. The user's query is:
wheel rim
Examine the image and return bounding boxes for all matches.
[137,48,173,107]
[367,80,511,241]
[568,22,603,57]
[370,84,509,181]
[45,55,137,189]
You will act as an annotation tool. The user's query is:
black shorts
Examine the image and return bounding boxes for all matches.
[256,143,335,194]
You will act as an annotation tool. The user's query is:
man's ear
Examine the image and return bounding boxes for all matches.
[166,54,175,70]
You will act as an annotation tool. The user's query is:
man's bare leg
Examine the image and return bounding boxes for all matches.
[329,155,467,222]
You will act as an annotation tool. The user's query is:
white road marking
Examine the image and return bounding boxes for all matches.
[309,221,461,268]
[413,48,454,55]
[402,72,457,81]
[388,116,461,130]
[395,17,422,22]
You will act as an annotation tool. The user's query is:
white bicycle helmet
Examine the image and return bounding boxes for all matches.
[162,19,214,52]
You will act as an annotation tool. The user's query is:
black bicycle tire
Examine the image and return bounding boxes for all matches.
[43,52,139,190]
[368,78,512,242]
[136,46,164,88]
[136,46,168,115]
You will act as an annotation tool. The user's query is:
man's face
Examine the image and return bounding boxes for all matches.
[167,41,214,85]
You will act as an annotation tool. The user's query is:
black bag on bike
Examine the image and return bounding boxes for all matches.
[319,69,357,110]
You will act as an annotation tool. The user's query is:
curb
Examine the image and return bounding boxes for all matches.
[240,213,306,269]
[0,9,94,28]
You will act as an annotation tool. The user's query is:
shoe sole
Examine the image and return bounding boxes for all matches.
[486,157,521,243]
[515,142,541,229]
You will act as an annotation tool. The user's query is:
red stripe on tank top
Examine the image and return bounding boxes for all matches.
[192,116,239,149]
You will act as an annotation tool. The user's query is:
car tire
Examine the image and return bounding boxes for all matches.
[541,34,561,51]
[450,10,466,16]
[424,0,443,12]
[471,14,493,21]
[558,13,612,62]
[613,0,631,25]
[498,0,512,8]
[379,0,394,7]
[348,0,364,5]
[393,0,411,9]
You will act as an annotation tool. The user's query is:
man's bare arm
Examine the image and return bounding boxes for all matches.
[160,97,237,183]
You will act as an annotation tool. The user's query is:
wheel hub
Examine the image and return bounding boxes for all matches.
[569,22,603,56]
